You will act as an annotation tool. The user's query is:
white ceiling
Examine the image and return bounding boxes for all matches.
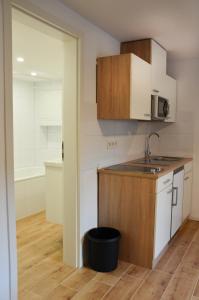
[12,9,71,81]
[63,0,199,60]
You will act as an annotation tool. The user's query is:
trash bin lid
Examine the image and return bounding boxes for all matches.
[87,227,121,243]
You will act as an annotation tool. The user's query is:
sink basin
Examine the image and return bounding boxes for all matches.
[152,156,183,162]
[134,156,183,166]
[105,164,162,174]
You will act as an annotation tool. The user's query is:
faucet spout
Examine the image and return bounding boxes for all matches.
[145,132,160,162]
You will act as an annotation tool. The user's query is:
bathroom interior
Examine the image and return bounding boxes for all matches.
[12,8,73,270]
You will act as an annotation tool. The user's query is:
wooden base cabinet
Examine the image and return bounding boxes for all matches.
[98,173,156,268]
[98,171,174,268]
[97,53,151,120]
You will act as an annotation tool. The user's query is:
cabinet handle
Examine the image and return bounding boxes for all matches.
[184,176,190,181]
[62,141,64,161]
[163,179,170,185]
[144,113,151,117]
[167,189,173,194]
[153,89,159,93]
[172,187,178,206]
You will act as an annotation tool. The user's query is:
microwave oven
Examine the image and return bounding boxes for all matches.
[151,95,169,120]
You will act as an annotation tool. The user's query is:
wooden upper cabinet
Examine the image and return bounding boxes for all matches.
[121,38,152,63]
[97,53,151,120]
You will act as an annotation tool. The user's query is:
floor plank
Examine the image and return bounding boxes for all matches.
[183,242,199,269]
[61,268,97,291]
[71,280,110,300]
[161,277,196,300]
[43,286,76,300]
[193,280,199,297]
[127,264,150,280]
[132,270,171,300]
[103,274,142,300]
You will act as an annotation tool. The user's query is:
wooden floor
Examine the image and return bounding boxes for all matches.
[17,212,199,300]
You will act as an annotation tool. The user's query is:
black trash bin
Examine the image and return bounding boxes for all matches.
[87,227,121,272]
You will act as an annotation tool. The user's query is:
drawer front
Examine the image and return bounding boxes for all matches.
[184,162,192,174]
[156,172,173,193]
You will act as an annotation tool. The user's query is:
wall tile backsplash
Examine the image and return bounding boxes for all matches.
[13,79,62,174]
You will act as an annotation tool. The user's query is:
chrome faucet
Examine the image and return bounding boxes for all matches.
[145,132,160,162]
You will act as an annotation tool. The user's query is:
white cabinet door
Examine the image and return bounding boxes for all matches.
[130,54,151,120]
[164,75,177,123]
[151,40,167,75]
[154,184,172,259]
[171,169,184,238]
[183,171,192,221]
[151,40,167,96]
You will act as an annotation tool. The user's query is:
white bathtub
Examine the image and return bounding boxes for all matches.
[15,167,46,220]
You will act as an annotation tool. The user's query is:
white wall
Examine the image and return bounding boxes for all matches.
[15,175,45,219]
[13,79,62,219]
[157,59,199,219]
[0,1,11,298]
[34,81,62,165]
[13,79,35,170]
[13,78,62,174]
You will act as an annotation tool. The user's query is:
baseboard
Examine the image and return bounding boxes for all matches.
[189,216,199,222]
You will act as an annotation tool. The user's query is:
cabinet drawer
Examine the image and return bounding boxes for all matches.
[156,172,173,193]
[184,162,192,174]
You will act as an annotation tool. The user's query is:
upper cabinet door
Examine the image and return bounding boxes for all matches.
[130,54,151,120]
[97,54,131,120]
[151,41,167,96]
[97,53,151,120]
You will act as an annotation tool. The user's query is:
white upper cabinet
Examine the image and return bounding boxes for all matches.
[151,41,177,122]
[121,39,177,122]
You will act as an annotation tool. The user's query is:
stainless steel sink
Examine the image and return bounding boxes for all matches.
[134,156,183,166]
[105,164,162,174]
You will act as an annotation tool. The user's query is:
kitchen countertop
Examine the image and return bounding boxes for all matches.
[98,157,193,179]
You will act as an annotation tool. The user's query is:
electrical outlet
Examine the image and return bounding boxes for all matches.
[107,140,118,151]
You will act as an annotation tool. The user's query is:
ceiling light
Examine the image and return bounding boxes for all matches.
[30,72,37,77]
[16,57,24,62]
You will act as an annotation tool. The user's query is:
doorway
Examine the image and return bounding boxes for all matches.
[12,6,79,295]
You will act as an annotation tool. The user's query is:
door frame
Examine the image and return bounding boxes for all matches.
[2,0,81,297]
